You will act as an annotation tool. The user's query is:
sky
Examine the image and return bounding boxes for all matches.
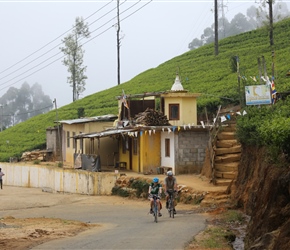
[0,0,275,108]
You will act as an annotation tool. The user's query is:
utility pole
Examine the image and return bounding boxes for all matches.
[53,99,63,165]
[0,104,6,132]
[0,105,3,132]
[268,0,274,46]
[117,0,121,85]
[271,51,275,78]
[257,57,263,84]
[236,56,242,107]
[214,0,219,55]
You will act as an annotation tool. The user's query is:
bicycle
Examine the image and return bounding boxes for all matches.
[167,190,176,218]
[149,194,160,223]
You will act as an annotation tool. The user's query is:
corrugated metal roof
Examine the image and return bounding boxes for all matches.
[58,114,118,125]
[73,125,211,139]
[74,127,138,139]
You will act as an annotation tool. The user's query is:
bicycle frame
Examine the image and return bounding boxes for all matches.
[167,191,175,218]
[152,195,159,223]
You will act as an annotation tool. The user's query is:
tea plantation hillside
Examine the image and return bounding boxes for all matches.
[1,18,290,161]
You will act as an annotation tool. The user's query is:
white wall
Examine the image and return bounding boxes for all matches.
[0,163,118,195]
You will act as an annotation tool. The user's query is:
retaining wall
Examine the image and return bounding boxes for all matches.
[0,163,118,195]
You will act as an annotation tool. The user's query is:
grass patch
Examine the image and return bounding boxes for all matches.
[223,210,244,223]
[185,225,234,250]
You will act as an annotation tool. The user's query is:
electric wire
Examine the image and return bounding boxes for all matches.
[0,0,151,91]
[0,0,114,76]
[0,0,121,83]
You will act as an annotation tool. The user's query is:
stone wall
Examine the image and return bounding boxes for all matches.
[176,131,209,174]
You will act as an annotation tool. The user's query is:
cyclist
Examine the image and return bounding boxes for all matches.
[164,170,178,214]
[148,177,162,217]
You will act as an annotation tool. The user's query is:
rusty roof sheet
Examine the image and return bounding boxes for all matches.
[58,114,118,125]
[74,127,138,139]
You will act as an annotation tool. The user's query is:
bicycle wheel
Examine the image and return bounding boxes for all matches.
[168,199,172,218]
[172,199,175,219]
[154,200,158,223]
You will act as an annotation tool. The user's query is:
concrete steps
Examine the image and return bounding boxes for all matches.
[213,119,241,186]
[200,192,231,207]
[217,132,236,140]
[215,162,239,172]
[215,145,241,155]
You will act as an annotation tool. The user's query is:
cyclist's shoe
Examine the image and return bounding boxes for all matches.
[149,208,153,214]
[166,201,169,209]
[173,209,176,214]
[158,212,162,217]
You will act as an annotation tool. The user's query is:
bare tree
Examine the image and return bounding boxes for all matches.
[60,17,90,102]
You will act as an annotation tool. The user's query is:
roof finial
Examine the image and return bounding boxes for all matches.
[171,68,184,91]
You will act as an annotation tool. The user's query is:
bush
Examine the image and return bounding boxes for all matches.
[130,179,150,198]
[236,98,290,163]
[111,186,130,197]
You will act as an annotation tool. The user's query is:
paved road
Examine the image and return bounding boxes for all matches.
[0,186,208,250]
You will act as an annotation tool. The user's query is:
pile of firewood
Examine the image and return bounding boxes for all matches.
[134,108,170,126]
[21,150,47,162]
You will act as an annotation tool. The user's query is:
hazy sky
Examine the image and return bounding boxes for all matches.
[0,1,264,108]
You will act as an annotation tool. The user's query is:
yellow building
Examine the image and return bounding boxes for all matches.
[59,115,118,169]
[117,74,208,175]
[71,74,209,174]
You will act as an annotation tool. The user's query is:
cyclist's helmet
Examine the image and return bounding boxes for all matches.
[167,170,173,176]
[153,177,159,183]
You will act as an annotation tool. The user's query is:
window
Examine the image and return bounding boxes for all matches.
[165,138,170,157]
[66,131,70,148]
[72,132,76,149]
[133,138,138,155]
[169,104,179,120]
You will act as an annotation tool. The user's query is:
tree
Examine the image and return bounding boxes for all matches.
[188,38,203,50]
[0,82,53,129]
[60,17,90,102]
[188,3,289,50]
[229,13,251,36]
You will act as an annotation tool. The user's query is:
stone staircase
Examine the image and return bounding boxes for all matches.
[213,120,241,186]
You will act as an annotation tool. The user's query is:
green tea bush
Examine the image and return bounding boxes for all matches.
[236,97,290,163]
[2,18,290,161]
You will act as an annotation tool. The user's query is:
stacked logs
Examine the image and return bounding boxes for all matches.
[21,150,47,162]
[134,108,170,126]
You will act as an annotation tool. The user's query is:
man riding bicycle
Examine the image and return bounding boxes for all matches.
[148,177,162,217]
[164,170,178,214]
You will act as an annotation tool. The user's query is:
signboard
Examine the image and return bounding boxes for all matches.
[245,85,271,105]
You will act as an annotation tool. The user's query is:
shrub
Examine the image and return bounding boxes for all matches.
[130,179,150,198]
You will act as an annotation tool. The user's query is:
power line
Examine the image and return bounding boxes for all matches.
[0,0,114,76]
[0,1,118,83]
[0,0,151,92]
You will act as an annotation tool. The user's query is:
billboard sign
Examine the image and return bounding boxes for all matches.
[245,85,271,105]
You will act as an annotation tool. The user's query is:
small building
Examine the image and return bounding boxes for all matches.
[117,74,209,174]
[73,74,211,174]
[57,114,118,169]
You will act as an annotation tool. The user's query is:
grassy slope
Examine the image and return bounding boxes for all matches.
[1,18,290,161]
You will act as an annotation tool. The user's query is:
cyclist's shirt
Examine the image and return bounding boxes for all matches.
[150,183,162,195]
[164,176,177,191]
